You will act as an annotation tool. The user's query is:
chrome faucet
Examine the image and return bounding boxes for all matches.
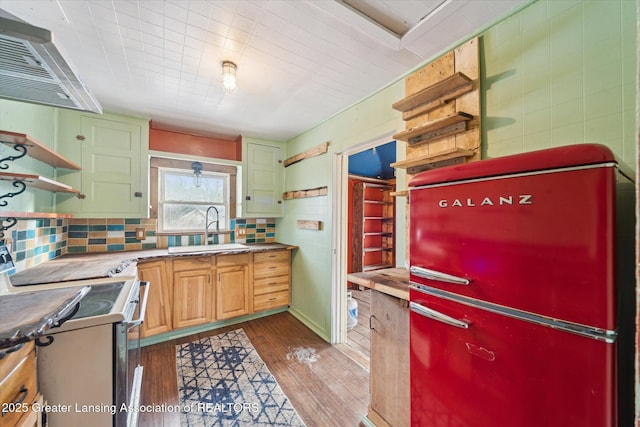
[204,206,220,245]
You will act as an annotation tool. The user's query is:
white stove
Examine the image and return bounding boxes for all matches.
[0,245,148,426]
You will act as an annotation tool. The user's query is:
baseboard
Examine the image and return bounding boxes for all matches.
[288,306,331,342]
[140,307,288,347]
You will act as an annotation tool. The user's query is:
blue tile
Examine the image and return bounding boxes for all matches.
[88,225,106,231]
[125,218,141,224]
[107,224,125,231]
[107,244,125,251]
[69,225,87,232]
[17,230,27,241]
[69,231,87,238]
[88,238,106,244]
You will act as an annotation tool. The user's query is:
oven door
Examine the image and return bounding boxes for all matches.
[115,280,149,427]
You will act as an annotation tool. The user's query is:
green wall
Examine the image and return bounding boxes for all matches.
[0,99,59,213]
[280,0,638,341]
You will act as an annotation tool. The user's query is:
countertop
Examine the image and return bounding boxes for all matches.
[0,286,89,349]
[10,243,297,286]
[347,268,410,301]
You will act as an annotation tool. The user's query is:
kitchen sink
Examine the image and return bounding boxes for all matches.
[167,243,249,254]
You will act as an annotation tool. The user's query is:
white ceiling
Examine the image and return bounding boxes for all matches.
[1,0,530,141]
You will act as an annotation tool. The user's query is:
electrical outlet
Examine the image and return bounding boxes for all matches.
[135,228,146,240]
[238,228,246,236]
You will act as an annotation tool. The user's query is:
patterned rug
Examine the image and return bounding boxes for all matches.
[176,328,306,427]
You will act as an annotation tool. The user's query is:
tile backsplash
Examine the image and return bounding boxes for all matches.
[2,216,276,273]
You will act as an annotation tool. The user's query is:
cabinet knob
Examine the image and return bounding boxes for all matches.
[134,192,143,198]
[76,135,86,141]
[245,195,251,201]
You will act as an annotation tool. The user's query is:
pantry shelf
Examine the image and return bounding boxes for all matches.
[392,72,473,121]
[0,131,81,170]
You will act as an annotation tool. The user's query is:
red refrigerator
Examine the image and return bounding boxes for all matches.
[408,144,635,427]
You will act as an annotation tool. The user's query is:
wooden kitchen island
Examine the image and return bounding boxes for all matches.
[347,268,410,427]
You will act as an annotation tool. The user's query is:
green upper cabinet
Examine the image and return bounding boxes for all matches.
[56,111,149,218]
[242,137,285,218]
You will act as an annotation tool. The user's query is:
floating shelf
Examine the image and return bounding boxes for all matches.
[0,131,81,170]
[391,148,475,174]
[0,172,81,194]
[390,190,408,197]
[392,72,473,121]
[0,211,73,219]
[393,112,473,146]
[363,247,393,253]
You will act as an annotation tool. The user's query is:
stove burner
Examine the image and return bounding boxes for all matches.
[73,282,125,319]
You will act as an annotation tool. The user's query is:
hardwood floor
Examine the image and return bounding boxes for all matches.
[338,288,371,369]
[139,312,370,426]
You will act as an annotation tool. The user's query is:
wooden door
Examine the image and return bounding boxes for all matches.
[245,142,283,216]
[216,265,249,319]
[137,260,172,338]
[173,268,214,329]
[80,115,144,216]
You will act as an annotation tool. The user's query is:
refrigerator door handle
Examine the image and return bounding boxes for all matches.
[410,301,471,329]
[410,265,470,285]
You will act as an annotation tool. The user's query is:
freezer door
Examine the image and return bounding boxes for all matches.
[410,288,616,427]
[409,165,616,329]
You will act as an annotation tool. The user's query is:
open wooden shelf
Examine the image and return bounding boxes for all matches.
[393,112,473,146]
[390,190,408,197]
[0,211,73,219]
[363,263,393,272]
[392,72,473,121]
[0,131,81,170]
[0,172,81,194]
[391,148,475,174]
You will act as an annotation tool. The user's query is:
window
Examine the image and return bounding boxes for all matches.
[150,157,237,233]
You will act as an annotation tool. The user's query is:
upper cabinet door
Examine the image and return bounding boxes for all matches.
[244,139,284,217]
[56,111,149,218]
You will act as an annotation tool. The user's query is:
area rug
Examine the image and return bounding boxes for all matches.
[176,328,306,427]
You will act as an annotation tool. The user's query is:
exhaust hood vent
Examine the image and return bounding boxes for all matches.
[0,10,102,114]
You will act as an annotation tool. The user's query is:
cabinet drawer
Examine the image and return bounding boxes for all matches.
[254,290,289,311]
[0,342,33,380]
[216,253,251,267]
[173,256,212,271]
[254,275,289,296]
[254,250,289,263]
[253,261,289,279]
[0,349,37,427]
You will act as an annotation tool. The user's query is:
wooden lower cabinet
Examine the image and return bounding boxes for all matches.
[138,260,172,337]
[172,257,215,329]
[0,341,41,427]
[137,249,292,337]
[216,254,251,319]
[253,250,291,312]
[369,290,410,427]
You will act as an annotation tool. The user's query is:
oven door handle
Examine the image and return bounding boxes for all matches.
[128,281,150,327]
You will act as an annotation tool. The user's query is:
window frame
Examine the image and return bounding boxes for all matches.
[150,157,237,234]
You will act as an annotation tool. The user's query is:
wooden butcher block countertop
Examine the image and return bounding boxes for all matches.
[347,268,410,301]
[10,243,297,286]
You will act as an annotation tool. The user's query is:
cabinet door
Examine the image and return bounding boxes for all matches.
[56,111,149,217]
[216,265,249,319]
[173,268,214,329]
[137,260,172,337]
[244,140,283,217]
[370,291,410,427]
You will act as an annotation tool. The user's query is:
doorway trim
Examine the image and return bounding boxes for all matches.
[331,130,397,344]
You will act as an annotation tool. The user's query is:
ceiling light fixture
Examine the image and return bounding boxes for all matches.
[221,60,237,93]
[191,161,203,187]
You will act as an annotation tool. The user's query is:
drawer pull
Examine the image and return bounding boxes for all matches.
[269,282,276,285]
[269,297,277,301]
[269,266,277,270]
[1,385,28,417]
